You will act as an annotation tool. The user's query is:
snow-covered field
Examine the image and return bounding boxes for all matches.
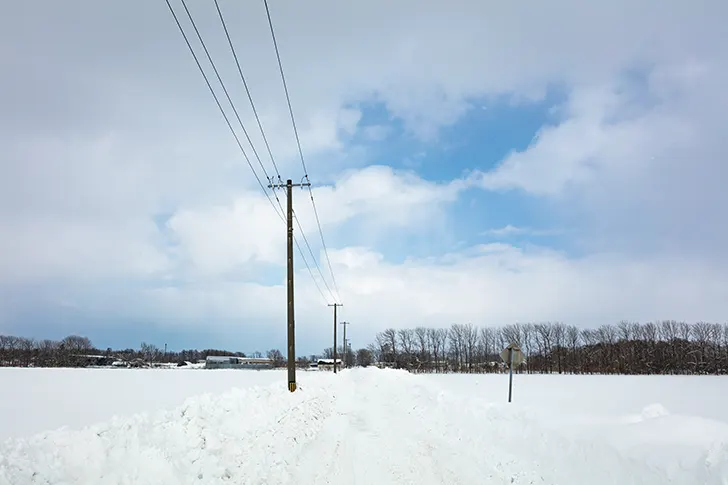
[1,368,727,484]
[0,367,281,440]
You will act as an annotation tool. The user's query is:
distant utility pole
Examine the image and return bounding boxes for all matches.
[340,321,350,369]
[269,178,310,392]
[328,303,343,373]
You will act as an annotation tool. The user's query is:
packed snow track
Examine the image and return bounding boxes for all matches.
[1,368,727,484]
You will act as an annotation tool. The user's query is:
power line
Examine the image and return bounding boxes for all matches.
[293,210,337,301]
[210,0,337,304]
[163,0,330,306]
[308,193,341,300]
[262,0,308,176]
[262,0,342,302]
[163,0,282,223]
[213,0,282,181]
[295,237,329,305]
[214,0,336,302]
[178,0,276,188]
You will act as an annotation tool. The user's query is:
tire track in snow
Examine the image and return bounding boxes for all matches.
[286,370,494,485]
[287,369,709,485]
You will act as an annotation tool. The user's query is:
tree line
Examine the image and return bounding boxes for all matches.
[0,334,284,368]
[3,320,728,374]
[364,321,728,375]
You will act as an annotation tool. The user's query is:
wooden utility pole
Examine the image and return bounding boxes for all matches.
[340,321,350,368]
[328,303,343,373]
[269,178,310,392]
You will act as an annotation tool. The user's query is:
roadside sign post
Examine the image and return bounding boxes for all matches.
[500,343,524,403]
[508,347,514,403]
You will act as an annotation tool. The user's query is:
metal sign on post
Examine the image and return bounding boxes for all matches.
[500,343,524,403]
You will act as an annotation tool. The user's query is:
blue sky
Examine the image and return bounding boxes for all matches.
[1,0,727,356]
[344,94,579,259]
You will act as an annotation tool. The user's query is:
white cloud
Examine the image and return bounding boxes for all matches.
[301,165,464,227]
[1,0,727,348]
[480,80,686,195]
[477,60,728,254]
[164,165,467,277]
[483,225,562,237]
[325,244,728,345]
[0,217,170,284]
[166,194,285,274]
[40,243,728,353]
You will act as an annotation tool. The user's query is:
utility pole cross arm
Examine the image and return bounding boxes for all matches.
[268,180,311,189]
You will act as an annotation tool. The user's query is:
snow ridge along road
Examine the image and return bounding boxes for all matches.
[1,368,727,484]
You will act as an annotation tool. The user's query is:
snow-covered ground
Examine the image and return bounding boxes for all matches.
[0,367,282,440]
[1,368,727,484]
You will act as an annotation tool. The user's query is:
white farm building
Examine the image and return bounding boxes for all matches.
[205,355,274,369]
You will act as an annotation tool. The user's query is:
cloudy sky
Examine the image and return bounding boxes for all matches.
[1,0,727,355]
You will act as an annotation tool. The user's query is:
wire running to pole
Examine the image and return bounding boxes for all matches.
[293,210,337,301]
[163,0,331,305]
[294,234,329,305]
[164,0,282,222]
[308,193,341,300]
[213,0,282,181]
[214,0,337,303]
[262,0,342,302]
[213,0,338,303]
[179,0,275,188]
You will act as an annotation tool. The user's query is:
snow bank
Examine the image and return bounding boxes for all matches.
[0,381,337,485]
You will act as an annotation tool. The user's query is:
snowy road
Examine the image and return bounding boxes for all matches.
[290,372,484,485]
[2,368,728,484]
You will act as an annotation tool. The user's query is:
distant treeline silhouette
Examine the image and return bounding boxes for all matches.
[366,321,728,375]
[3,320,727,374]
[0,335,274,367]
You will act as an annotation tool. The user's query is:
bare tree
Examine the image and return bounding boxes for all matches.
[565,325,581,373]
[448,324,465,371]
[62,335,93,352]
[267,349,285,367]
[552,323,566,374]
[382,328,398,364]
[37,339,59,366]
[618,320,634,341]
[691,322,714,373]
[140,342,160,363]
[19,337,35,367]
[367,342,381,364]
[462,323,478,372]
[397,328,415,368]
[414,327,429,367]
[428,328,448,372]
[479,327,497,370]
[356,348,374,367]
[521,323,535,373]
[534,323,553,373]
